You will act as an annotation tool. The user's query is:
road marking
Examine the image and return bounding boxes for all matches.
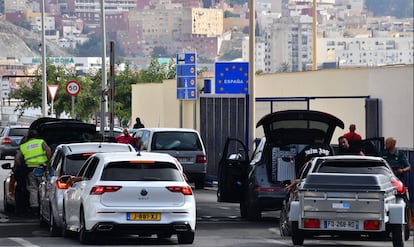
[8,238,40,247]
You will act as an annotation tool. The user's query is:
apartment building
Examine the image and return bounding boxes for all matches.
[122,6,222,58]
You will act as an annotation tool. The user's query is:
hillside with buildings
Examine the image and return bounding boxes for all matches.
[0,19,70,57]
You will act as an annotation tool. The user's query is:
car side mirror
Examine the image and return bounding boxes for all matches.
[59,175,72,183]
[1,163,12,170]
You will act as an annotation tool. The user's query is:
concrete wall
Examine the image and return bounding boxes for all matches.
[132,65,413,149]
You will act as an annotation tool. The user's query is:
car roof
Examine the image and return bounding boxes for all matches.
[92,151,178,164]
[256,110,344,144]
[136,127,199,133]
[57,142,135,155]
[313,155,385,162]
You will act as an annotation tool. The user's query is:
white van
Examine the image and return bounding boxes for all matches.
[133,128,207,189]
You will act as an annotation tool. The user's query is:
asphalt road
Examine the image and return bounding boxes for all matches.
[1,159,413,247]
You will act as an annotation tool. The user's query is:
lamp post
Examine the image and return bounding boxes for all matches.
[100,0,107,134]
[41,0,47,116]
[248,0,255,154]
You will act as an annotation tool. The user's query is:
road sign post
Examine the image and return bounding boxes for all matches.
[65,80,81,118]
[47,85,58,117]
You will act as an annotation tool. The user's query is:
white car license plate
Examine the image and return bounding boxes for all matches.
[324,220,358,230]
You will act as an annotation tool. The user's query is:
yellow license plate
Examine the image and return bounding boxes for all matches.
[127,212,161,221]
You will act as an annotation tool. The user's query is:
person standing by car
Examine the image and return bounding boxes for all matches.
[343,124,362,141]
[337,136,365,155]
[13,135,29,216]
[19,129,52,216]
[380,137,411,183]
[294,133,332,174]
[133,117,145,129]
[116,128,135,147]
[285,133,333,193]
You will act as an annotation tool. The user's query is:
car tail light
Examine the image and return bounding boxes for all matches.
[303,219,320,228]
[2,137,11,145]
[390,179,405,194]
[254,187,282,192]
[56,179,69,189]
[196,154,207,163]
[166,186,193,195]
[364,220,380,230]
[90,186,122,195]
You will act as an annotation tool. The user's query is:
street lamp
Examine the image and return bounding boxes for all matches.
[248,0,255,154]
[41,0,47,116]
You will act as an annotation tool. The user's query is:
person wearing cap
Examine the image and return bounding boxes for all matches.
[19,129,51,216]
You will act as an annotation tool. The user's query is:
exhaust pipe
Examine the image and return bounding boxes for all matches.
[96,224,114,231]
[173,224,189,232]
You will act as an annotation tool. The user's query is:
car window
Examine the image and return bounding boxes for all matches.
[9,128,29,136]
[101,161,184,181]
[317,161,392,175]
[63,154,91,176]
[51,150,63,175]
[77,157,91,177]
[84,157,99,179]
[136,130,150,151]
[151,132,202,151]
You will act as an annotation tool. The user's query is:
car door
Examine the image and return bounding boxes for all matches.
[67,157,99,227]
[217,138,249,203]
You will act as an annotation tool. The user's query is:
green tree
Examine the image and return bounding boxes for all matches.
[10,59,177,123]
[10,63,101,121]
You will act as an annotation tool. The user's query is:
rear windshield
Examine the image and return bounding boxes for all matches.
[101,161,184,181]
[151,132,202,151]
[9,128,29,136]
[63,154,91,175]
[317,161,392,176]
[272,120,329,133]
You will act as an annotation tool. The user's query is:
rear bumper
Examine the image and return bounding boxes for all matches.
[90,221,194,236]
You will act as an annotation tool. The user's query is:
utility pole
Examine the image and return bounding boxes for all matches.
[41,0,47,116]
[100,0,107,134]
[248,0,256,154]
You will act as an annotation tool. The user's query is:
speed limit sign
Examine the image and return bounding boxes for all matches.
[65,80,81,96]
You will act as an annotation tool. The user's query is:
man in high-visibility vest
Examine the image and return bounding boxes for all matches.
[19,129,51,216]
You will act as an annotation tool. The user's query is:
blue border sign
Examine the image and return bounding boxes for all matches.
[176,53,197,100]
[215,62,249,94]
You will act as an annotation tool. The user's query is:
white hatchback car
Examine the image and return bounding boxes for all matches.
[61,151,196,244]
[39,142,136,236]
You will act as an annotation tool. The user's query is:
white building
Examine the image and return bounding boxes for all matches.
[318,36,414,66]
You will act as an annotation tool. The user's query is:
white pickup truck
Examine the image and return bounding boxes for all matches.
[286,156,409,247]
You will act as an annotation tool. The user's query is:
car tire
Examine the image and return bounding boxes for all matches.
[246,202,261,221]
[239,201,247,218]
[391,223,404,247]
[3,182,13,213]
[291,221,304,245]
[50,208,61,237]
[177,231,195,244]
[194,176,205,190]
[79,208,95,244]
[61,206,72,238]
[279,203,292,237]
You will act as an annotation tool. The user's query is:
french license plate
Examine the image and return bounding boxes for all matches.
[324,220,358,229]
[127,212,161,221]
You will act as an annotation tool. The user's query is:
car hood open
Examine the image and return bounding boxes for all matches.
[29,118,96,150]
[256,110,344,145]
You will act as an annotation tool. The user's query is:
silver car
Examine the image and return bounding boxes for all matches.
[133,128,207,189]
[39,142,135,236]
